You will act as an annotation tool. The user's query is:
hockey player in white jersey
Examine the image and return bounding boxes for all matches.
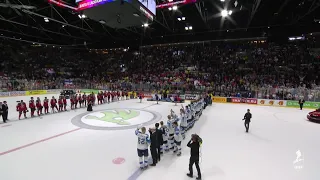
[186,105,193,130]
[167,114,176,150]
[179,107,187,139]
[135,127,150,169]
[159,121,169,153]
[173,121,182,156]
[170,109,178,120]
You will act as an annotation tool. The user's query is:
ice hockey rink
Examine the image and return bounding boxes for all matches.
[1,94,320,180]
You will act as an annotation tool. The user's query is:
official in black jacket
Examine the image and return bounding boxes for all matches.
[155,123,163,160]
[187,134,202,180]
[0,102,4,123]
[299,99,305,110]
[2,101,8,122]
[149,128,158,166]
[243,109,252,133]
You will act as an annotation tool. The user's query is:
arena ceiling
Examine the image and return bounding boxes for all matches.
[0,0,319,48]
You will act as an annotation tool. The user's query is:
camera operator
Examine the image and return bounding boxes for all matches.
[187,134,202,180]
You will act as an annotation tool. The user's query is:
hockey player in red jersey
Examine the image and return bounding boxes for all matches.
[63,96,67,111]
[29,97,36,117]
[58,97,63,112]
[78,94,83,108]
[17,100,27,120]
[139,92,144,103]
[74,94,79,108]
[97,92,103,105]
[82,93,87,107]
[36,97,43,115]
[117,91,121,101]
[36,98,42,116]
[50,96,58,113]
[91,93,96,105]
[43,97,49,114]
[70,95,75,109]
[107,91,111,103]
[122,90,125,100]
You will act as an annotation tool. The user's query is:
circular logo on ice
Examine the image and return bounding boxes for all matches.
[71,108,161,130]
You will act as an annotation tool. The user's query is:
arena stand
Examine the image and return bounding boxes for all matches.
[0,39,319,102]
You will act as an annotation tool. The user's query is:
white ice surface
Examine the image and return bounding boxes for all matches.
[0,97,319,180]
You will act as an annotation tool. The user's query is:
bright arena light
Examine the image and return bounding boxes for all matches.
[177,18,181,21]
[172,5,178,10]
[221,10,228,17]
[142,23,149,27]
[228,10,232,15]
[185,27,189,30]
[168,7,172,10]
[189,26,193,30]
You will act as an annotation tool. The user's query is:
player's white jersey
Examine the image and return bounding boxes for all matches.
[171,111,178,120]
[160,125,169,141]
[174,126,182,142]
[167,118,176,134]
[135,129,150,150]
[180,113,187,127]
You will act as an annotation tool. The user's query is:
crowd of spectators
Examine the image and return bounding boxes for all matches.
[1,38,320,100]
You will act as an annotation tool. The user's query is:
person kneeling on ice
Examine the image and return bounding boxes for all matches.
[173,121,182,156]
[135,127,150,169]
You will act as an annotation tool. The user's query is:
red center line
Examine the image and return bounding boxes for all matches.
[1,124,12,128]
[0,128,82,156]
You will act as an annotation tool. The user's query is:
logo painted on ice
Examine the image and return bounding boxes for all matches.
[85,109,140,125]
[293,150,304,170]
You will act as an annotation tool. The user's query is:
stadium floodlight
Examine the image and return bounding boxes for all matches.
[168,0,173,2]
[142,23,149,27]
[81,14,86,18]
[182,17,186,20]
[44,17,49,22]
[172,5,178,10]
[220,0,225,2]
[228,10,232,15]
[221,10,228,17]
[185,27,189,30]
[177,17,181,21]
[168,7,172,11]
[189,26,193,30]
[78,14,82,19]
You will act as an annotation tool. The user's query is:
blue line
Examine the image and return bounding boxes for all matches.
[127,168,143,180]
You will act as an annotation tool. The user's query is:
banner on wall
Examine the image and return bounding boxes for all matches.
[286,101,320,109]
[25,90,47,95]
[230,98,257,104]
[185,94,199,100]
[0,92,10,97]
[212,96,227,103]
[258,99,286,107]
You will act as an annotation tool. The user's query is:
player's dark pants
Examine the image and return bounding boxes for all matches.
[244,121,250,132]
[3,111,8,121]
[189,156,201,178]
[150,146,158,165]
[156,145,161,161]
[299,103,303,110]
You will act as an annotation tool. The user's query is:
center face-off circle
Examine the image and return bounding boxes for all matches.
[71,108,162,130]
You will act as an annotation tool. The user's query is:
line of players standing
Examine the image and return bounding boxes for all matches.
[135,98,207,170]
[15,91,130,120]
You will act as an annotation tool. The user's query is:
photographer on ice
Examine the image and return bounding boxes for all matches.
[187,134,202,180]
